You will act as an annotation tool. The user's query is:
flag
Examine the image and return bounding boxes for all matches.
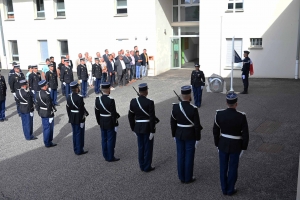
[250,59,254,75]
[234,50,242,63]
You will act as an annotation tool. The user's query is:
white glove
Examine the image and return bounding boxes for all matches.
[217,147,219,152]
[240,150,244,158]
[63,82,66,86]
[12,93,16,98]
[79,80,82,83]
[93,77,96,81]
[173,137,176,141]
[49,88,51,92]
[80,123,84,128]
[30,112,34,117]
[114,126,118,132]
[201,86,204,90]
[31,90,35,94]
[195,141,199,149]
[133,132,137,137]
[49,117,54,124]
[149,133,154,140]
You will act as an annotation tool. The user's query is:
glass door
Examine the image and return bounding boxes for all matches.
[171,37,181,68]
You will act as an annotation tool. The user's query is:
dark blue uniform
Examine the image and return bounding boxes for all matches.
[46,70,58,105]
[92,62,102,94]
[15,86,35,140]
[36,86,56,147]
[171,93,202,183]
[66,89,89,155]
[29,72,41,101]
[9,71,25,116]
[213,95,249,195]
[128,90,156,172]
[77,64,88,97]
[60,64,74,97]
[95,92,120,161]
[0,74,7,121]
[191,69,205,107]
[241,57,251,93]
[57,62,65,95]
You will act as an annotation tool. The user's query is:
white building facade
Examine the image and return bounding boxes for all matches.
[0,0,299,78]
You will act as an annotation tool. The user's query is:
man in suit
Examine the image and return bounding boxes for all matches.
[10,64,25,116]
[29,65,41,102]
[36,80,57,148]
[92,58,102,94]
[213,92,249,195]
[103,49,109,63]
[16,80,37,140]
[77,58,88,98]
[114,55,127,87]
[123,51,132,84]
[60,59,74,98]
[66,81,89,155]
[171,85,202,184]
[191,64,205,108]
[0,69,7,122]
[128,83,156,172]
[46,64,59,106]
[134,51,142,80]
[95,82,120,162]
[141,49,149,77]
[106,54,115,91]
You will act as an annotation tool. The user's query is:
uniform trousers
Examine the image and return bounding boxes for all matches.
[41,117,54,147]
[192,86,203,107]
[219,150,240,195]
[94,78,101,94]
[242,74,249,92]
[20,113,34,140]
[176,138,196,182]
[14,97,21,115]
[71,124,85,155]
[100,128,116,161]
[137,133,154,171]
[136,66,141,79]
[65,83,71,97]
[0,99,5,120]
[81,80,87,97]
[50,89,58,105]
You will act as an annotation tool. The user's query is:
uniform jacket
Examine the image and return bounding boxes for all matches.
[191,70,205,87]
[9,72,25,93]
[15,88,34,113]
[128,96,156,134]
[92,63,102,79]
[171,101,202,141]
[8,69,22,85]
[36,89,55,118]
[77,64,88,81]
[66,92,88,124]
[95,94,119,129]
[123,56,132,69]
[242,57,251,75]
[51,61,57,72]
[29,72,41,91]
[0,75,7,101]
[46,70,58,89]
[213,108,249,153]
[60,66,74,84]
[140,53,148,66]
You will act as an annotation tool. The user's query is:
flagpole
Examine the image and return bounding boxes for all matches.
[230,36,235,92]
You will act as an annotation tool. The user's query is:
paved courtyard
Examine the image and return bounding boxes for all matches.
[0,68,299,200]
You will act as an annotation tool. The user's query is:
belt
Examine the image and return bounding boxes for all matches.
[40,107,47,110]
[71,110,79,113]
[221,133,242,140]
[100,114,111,117]
[20,102,28,105]
[177,124,194,128]
[136,120,150,122]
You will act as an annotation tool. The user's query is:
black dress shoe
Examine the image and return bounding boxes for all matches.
[108,157,120,162]
[4,118,8,121]
[46,143,57,148]
[144,167,155,172]
[180,180,185,184]
[185,177,196,184]
[30,136,38,140]
[228,189,237,196]
[81,151,89,155]
[240,91,248,94]
[0,119,4,122]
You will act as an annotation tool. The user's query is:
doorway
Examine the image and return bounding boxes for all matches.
[181,37,199,68]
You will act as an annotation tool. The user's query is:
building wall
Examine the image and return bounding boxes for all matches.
[0,0,157,71]
[200,0,299,78]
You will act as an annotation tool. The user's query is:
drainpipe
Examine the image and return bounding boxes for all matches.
[295,1,300,79]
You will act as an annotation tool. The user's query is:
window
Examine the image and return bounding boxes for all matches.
[55,0,65,17]
[59,40,69,57]
[9,41,19,62]
[116,0,127,14]
[35,0,45,18]
[227,0,243,11]
[38,40,49,62]
[181,26,199,35]
[173,0,199,22]
[250,38,262,47]
[4,0,14,19]
[226,38,242,67]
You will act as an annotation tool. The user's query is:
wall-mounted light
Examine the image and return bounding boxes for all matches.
[164,29,166,35]
[135,36,137,40]
[146,37,148,40]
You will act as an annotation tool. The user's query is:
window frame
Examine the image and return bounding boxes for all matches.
[227,0,244,13]
[58,40,69,57]
[34,0,45,19]
[250,38,263,48]
[115,0,128,17]
[9,40,19,62]
[38,40,49,64]
[172,0,200,22]
[54,0,66,19]
[4,0,15,20]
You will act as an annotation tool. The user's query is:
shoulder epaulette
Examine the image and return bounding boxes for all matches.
[237,110,246,115]
[108,96,114,99]
[190,103,197,108]
[216,109,225,112]
[78,94,83,97]
[45,91,50,95]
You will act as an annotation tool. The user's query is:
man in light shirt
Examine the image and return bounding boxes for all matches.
[75,53,83,68]
[130,50,136,82]
[86,56,93,87]
[41,58,50,80]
